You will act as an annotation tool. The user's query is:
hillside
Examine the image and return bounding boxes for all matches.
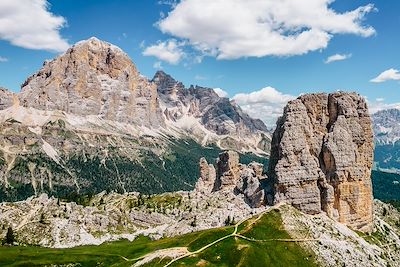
[1,202,399,267]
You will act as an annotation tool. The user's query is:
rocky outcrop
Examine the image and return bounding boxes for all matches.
[215,151,241,190]
[269,92,374,232]
[0,87,16,110]
[196,151,267,207]
[195,158,216,193]
[19,37,164,127]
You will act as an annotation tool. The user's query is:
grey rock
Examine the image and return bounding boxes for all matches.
[195,157,216,193]
[269,92,374,232]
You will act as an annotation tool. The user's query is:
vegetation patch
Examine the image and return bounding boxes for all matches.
[0,209,317,267]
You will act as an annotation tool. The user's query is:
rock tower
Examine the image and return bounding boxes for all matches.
[269,92,374,232]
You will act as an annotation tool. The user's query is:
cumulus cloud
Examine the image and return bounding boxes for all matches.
[0,0,69,52]
[232,87,295,127]
[213,88,228,98]
[370,68,400,83]
[325,53,352,64]
[0,56,8,62]
[157,0,375,60]
[143,39,185,64]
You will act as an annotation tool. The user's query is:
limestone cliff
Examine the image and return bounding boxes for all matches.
[268,92,374,232]
[19,37,164,127]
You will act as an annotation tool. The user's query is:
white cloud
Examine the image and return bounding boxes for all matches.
[157,0,375,59]
[0,0,69,52]
[0,56,8,62]
[213,88,228,98]
[370,68,400,83]
[232,87,296,127]
[367,100,400,114]
[325,53,352,64]
[143,39,185,64]
[195,74,207,80]
[153,61,163,69]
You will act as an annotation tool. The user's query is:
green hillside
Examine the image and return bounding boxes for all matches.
[371,170,400,201]
[0,209,316,267]
[0,136,268,202]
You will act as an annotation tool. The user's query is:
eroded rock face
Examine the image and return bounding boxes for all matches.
[0,88,16,110]
[195,151,267,207]
[19,37,163,127]
[269,92,374,232]
[215,151,241,190]
[195,157,216,193]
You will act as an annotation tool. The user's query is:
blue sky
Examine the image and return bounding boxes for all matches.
[0,0,399,125]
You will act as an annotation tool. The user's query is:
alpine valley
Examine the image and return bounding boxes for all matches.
[0,38,400,267]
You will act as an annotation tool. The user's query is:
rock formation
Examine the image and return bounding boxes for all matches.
[195,158,216,193]
[196,151,267,207]
[0,88,16,110]
[215,151,241,190]
[19,37,164,127]
[269,92,374,232]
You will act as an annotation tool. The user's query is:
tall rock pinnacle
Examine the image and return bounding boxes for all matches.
[19,37,163,127]
[268,92,374,232]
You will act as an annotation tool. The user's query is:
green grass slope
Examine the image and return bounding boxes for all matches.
[0,209,316,267]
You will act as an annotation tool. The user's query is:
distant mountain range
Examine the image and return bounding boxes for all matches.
[372,108,400,173]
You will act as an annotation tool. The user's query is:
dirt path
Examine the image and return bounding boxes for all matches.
[163,204,280,267]
[122,203,289,267]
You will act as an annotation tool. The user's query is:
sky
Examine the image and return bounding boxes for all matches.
[0,0,399,127]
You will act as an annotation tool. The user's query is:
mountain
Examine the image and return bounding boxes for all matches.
[153,71,270,152]
[0,37,270,202]
[372,108,400,172]
[373,109,400,144]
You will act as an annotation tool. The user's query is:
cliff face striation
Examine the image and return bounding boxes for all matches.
[268,92,374,232]
[19,37,164,127]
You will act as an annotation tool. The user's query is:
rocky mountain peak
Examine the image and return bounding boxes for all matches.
[18,37,164,127]
[269,92,374,232]
[154,71,269,141]
[152,71,185,102]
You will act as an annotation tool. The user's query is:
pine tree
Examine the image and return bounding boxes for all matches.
[5,227,14,245]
